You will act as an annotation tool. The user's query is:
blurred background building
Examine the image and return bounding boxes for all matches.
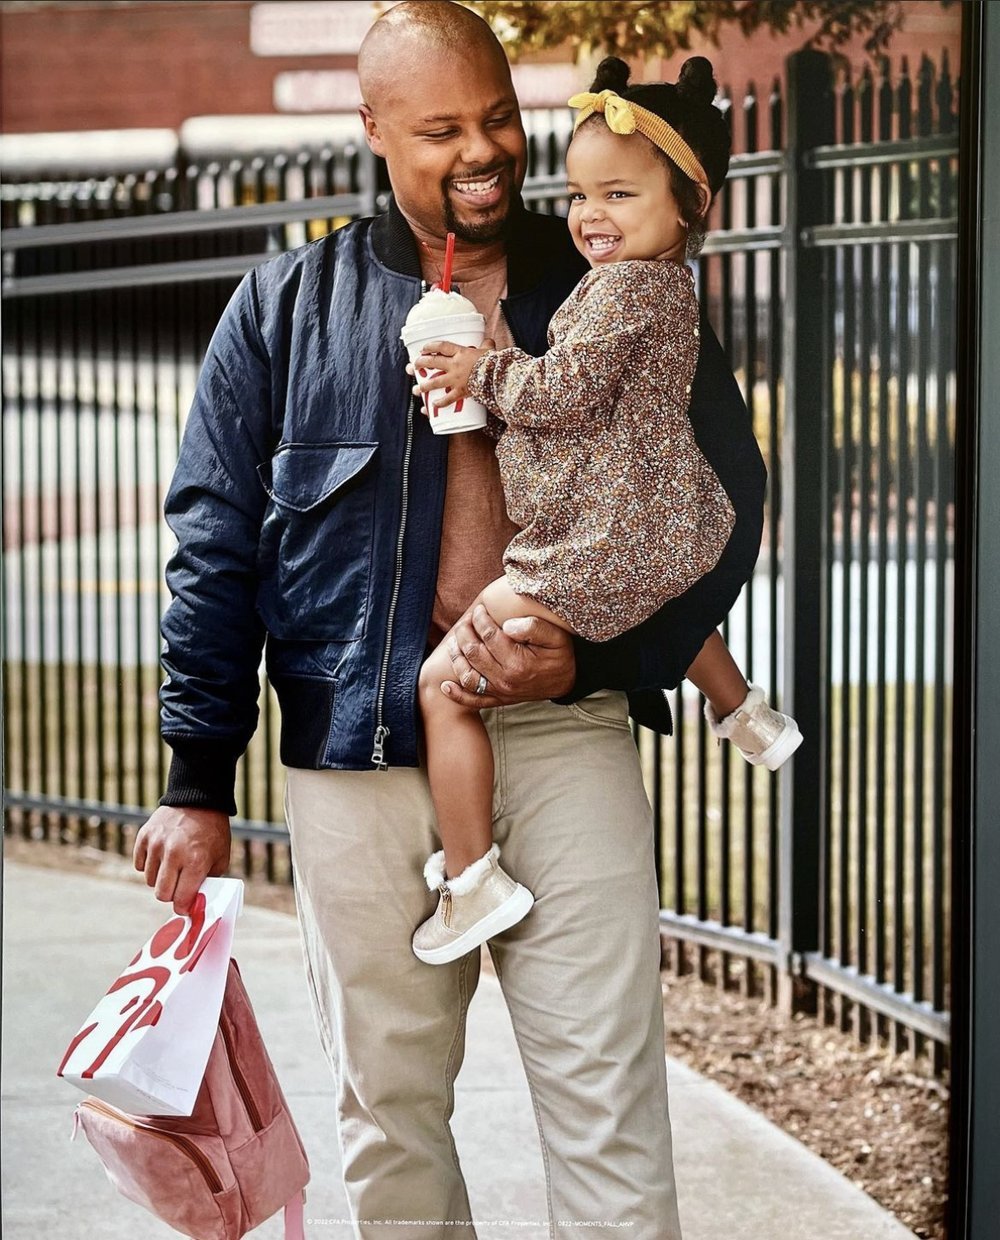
[0,0,961,160]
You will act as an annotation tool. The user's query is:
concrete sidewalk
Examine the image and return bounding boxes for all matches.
[1,860,915,1240]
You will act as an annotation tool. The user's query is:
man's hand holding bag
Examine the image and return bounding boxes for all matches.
[58,876,242,1115]
[57,877,310,1239]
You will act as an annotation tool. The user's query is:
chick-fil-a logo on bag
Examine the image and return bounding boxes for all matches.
[415,365,463,418]
[57,892,223,1081]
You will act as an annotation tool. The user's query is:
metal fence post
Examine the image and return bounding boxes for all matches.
[950,3,1000,1233]
[778,48,835,1012]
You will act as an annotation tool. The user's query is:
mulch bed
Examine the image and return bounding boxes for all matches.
[661,960,949,1239]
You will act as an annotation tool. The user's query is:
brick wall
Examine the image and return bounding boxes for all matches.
[0,0,962,136]
[0,0,356,132]
[653,1,962,117]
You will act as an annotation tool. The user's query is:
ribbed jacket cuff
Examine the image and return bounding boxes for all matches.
[551,633,640,706]
[159,742,240,817]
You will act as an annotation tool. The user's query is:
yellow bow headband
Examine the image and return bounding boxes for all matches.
[567,89,711,202]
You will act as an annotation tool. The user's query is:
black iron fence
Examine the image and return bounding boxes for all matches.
[1,48,957,1067]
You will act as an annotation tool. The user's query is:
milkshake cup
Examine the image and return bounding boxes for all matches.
[401,288,489,435]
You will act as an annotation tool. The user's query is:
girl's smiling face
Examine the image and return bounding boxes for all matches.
[566,121,690,266]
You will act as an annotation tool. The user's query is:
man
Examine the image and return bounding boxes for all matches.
[135,3,764,1236]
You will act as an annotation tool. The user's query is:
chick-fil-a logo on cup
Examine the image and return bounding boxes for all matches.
[415,365,466,420]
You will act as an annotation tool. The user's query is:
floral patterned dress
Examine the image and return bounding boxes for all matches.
[466,258,736,642]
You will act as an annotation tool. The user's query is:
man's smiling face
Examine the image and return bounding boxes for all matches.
[360,39,527,245]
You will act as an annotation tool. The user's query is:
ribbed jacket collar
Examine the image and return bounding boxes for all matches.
[369,194,574,296]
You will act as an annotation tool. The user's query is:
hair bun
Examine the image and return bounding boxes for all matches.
[589,56,631,95]
[676,56,718,108]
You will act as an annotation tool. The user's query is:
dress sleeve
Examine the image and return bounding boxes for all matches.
[466,263,670,431]
[481,410,506,442]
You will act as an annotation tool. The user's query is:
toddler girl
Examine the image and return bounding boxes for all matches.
[408,55,801,965]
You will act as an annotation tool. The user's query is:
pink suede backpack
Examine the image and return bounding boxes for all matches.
[71,957,309,1239]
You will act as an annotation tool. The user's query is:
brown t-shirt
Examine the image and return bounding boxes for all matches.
[421,251,521,646]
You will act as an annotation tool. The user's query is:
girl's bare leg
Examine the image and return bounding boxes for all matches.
[418,577,573,880]
[418,641,494,877]
[686,630,749,717]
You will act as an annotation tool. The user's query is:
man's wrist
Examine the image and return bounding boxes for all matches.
[159,742,240,817]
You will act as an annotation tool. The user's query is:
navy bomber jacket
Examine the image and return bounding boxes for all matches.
[158,197,766,816]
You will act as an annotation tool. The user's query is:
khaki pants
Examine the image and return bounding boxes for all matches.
[283,690,683,1240]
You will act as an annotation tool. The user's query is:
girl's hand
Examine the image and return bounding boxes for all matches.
[405,338,495,411]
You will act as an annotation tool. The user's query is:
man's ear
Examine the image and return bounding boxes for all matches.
[359,104,386,157]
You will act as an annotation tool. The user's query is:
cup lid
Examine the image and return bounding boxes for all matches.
[400,311,487,346]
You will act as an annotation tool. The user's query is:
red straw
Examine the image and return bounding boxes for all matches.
[440,231,456,292]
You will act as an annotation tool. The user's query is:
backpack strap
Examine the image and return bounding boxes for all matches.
[283,1189,306,1240]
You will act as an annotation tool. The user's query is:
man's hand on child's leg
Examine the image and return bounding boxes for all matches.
[440,603,576,708]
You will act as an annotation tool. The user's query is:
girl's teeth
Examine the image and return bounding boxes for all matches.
[590,236,620,251]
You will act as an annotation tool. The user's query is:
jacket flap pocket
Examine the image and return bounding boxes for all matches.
[258,443,378,513]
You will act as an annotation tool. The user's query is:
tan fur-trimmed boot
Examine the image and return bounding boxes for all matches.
[704,684,803,771]
[412,843,534,965]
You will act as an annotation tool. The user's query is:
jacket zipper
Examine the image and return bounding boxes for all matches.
[77,1097,225,1195]
[219,1016,264,1132]
[372,279,424,770]
[497,296,510,339]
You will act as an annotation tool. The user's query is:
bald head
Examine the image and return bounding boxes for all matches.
[356,0,525,246]
[359,1,510,112]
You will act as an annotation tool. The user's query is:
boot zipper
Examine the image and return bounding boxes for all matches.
[372,279,425,770]
[219,1016,264,1132]
[76,1097,225,1195]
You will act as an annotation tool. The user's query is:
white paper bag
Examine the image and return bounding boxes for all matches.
[57,877,244,1117]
